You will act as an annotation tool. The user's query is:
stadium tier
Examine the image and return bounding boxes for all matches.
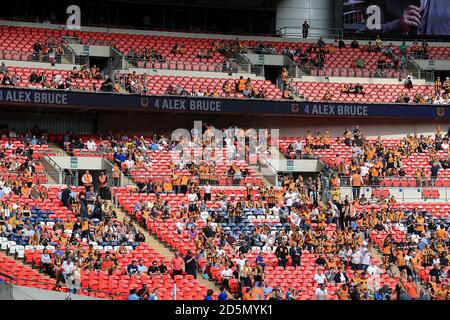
[0,5,449,303]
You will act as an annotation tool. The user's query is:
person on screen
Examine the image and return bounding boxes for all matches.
[368,0,450,35]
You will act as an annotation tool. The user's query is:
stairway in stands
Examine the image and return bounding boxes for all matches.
[113,207,221,293]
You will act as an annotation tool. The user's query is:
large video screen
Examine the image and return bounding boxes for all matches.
[342,0,450,37]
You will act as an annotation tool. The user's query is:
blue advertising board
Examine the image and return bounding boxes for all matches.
[0,87,448,120]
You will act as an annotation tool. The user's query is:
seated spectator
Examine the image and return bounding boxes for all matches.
[91,65,102,79]
[404,75,413,90]
[350,39,359,49]
[375,35,383,51]
[317,37,325,49]
[322,90,333,101]
[165,83,175,95]
[1,73,12,86]
[29,72,40,84]
[354,83,365,94]
[355,57,366,68]
[127,260,139,275]
[341,84,350,94]
[348,84,356,94]
[383,43,395,58]
[179,44,187,55]
[338,38,346,49]
[377,58,386,70]
[282,89,293,100]
[399,41,408,56]
[100,76,114,92]
[413,92,426,104]
[171,44,180,54]
[396,92,410,104]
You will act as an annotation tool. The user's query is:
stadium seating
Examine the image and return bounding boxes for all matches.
[293,82,434,104]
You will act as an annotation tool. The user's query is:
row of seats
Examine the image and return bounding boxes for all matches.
[293,82,434,104]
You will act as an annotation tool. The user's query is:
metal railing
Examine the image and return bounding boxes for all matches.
[123,173,263,187]
[125,58,233,73]
[408,58,435,82]
[43,151,78,185]
[296,65,421,80]
[276,26,344,40]
[337,186,450,202]
[338,175,448,187]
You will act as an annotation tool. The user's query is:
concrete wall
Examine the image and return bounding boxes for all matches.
[68,44,111,58]
[0,59,79,70]
[243,54,286,66]
[49,156,110,171]
[268,159,320,172]
[127,68,263,80]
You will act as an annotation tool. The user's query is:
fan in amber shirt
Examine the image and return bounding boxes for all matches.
[242,288,252,300]
[404,276,418,299]
[436,226,448,239]
[21,184,31,197]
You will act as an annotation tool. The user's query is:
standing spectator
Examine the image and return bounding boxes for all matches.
[204,289,214,300]
[148,288,159,300]
[314,268,327,285]
[171,251,184,277]
[430,161,441,186]
[33,41,41,60]
[218,287,228,300]
[295,138,303,159]
[281,67,289,91]
[350,170,363,199]
[302,21,310,38]
[315,283,328,300]
[81,170,93,191]
[184,250,198,279]
[98,171,108,199]
[40,248,53,276]
[220,264,233,290]
[128,289,140,300]
[289,242,302,268]
[275,242,289,269]
[112,163,121,187]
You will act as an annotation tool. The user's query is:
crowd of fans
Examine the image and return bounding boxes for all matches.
[163,76,269,99]
[126,163,450,300]
[0,62,104,92]
[0,122,449,300]
[31,39,65,65]
[63,128,255,186]
[285,126,449,192]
